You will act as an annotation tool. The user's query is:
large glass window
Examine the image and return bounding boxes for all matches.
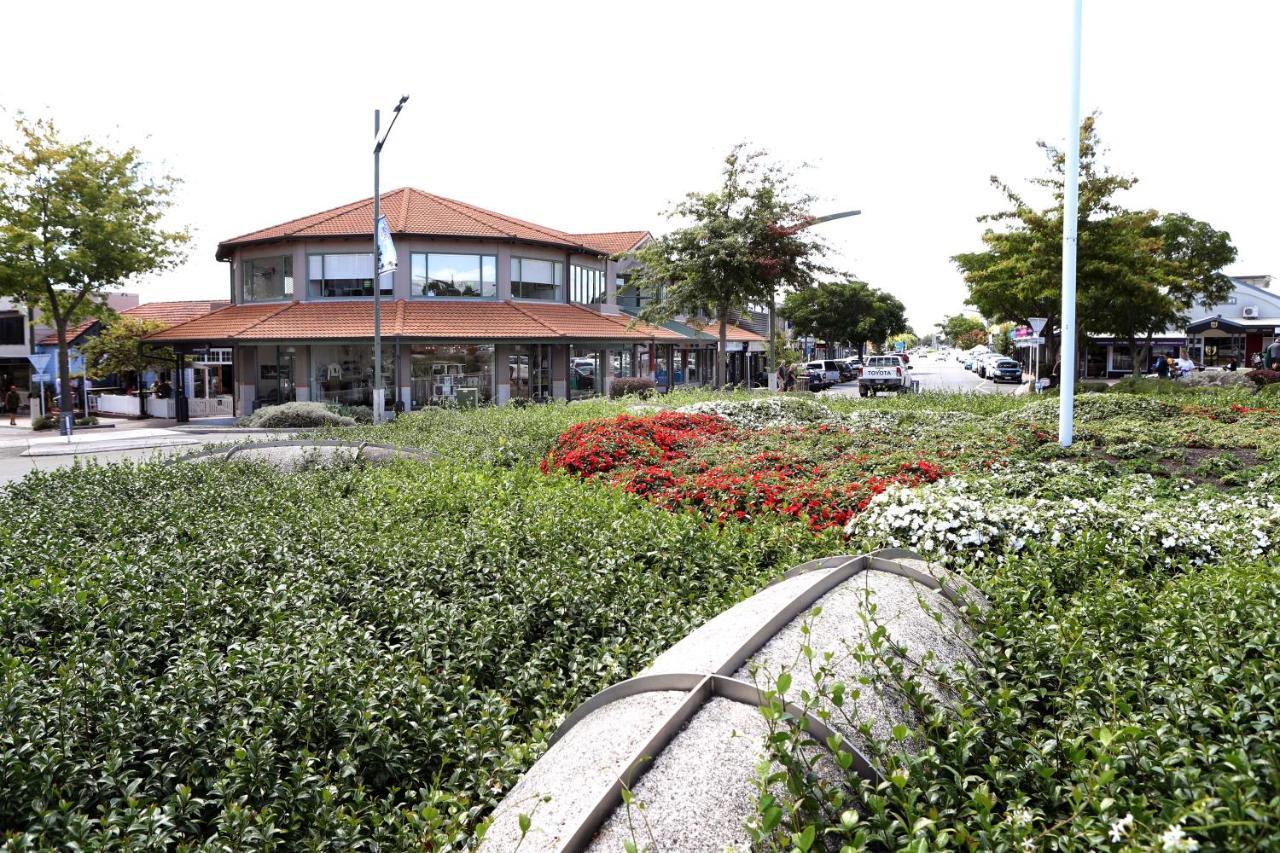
[411,253,497,298]
[616,278,658,309]
[242,255,294,302]
[570,345,603,400]
[411,344,494,407]
[310,344,396,406]
[307,253,392,298]
[508,344,552,402]
[511,257,563,301]
[571,265,605,304]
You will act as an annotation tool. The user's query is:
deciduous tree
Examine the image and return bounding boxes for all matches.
[0,116,188,421]
[628,144,833,386]
[779,281,907,359]
[80,316,173,385]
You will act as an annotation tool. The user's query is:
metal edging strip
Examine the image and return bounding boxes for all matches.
[714,555,867,677]
[177,439,434,464]
[556,672,880,852]
[559,674,714,852]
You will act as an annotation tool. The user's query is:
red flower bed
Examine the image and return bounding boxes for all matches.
[543,413,949,534]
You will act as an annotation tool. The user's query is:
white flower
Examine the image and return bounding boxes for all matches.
[1009,807,1033,826]
[1160,821,1199,851]
[1109,813,1134,843]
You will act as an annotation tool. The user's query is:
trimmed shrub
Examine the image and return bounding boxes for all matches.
[1246,368,1280,387]
[330,403,374,423]
[1178,369,1254,389]
[239,401,356,428]
[608,376,656,399]
[31,414,55,430]
[1077,380,1110,392]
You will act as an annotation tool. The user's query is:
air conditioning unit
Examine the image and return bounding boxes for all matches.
[1243,306,1260,319]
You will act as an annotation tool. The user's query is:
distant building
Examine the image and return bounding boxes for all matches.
[148,188,765,417]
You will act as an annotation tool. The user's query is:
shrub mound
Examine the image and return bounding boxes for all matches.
[1178,369,1253,389]
[607,376,656,399]
[1246,368,1280,387]
[239,401,356,428]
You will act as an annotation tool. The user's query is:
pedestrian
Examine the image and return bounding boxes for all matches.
[1155,355,1169,379]
[1177,353,1195,377]
[784,364,797,392]
[1269,338,1280,369]
[776,361,788,392]
[1226,357,1238,372]
[4,384,19,426]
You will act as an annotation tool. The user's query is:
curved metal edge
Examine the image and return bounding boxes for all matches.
[715,556,867,677]
[173,439,434,464]
[866,554,988,612]
[548,672,706,748]
[556,672,879,853]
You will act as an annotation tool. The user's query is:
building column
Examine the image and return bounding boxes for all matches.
[235,345,257,417]
[551,344,568,401]
[495,344,512,405]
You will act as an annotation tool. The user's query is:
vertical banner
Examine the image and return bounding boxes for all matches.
[376,215,397,275]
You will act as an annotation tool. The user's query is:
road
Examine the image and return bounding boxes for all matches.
[0,424,299,485]
[823,352,1028,396]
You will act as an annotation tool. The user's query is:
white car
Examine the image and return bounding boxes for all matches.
[858,355,912,396]
[804,360,844,387]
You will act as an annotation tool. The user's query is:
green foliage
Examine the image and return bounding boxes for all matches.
[779,281,907,355]
[754,547,1280,850]
[937,313,988,345]
[954,115,1235,367]
[608,377,657,399]
[0,459,803,848]
[239,402,356,428]
[0,114,190,414]
[80,315,173,381]
[627,144,834,386]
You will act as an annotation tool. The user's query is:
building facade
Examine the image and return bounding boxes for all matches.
[150,189,763,416]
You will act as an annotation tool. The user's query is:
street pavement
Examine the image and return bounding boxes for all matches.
[823,352,1028,396]
[0,420,299,485]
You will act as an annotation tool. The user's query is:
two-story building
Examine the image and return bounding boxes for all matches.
[149,189,763,415]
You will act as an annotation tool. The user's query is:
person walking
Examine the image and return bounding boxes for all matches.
[4,384,20,426]
[784,364,797,392]
[1268,338,1280,369]
[776,361,788,392]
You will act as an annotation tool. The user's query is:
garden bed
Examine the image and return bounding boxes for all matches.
[2,387,1278,849]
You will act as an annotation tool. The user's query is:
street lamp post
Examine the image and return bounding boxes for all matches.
[1059,0,1083,446]
[372,95,409,423]
[768,209,861,389]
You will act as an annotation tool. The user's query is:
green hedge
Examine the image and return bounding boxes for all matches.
[0,459,807,848]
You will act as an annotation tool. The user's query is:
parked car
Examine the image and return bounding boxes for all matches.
[975,353,1005,378]
[988,357,1024,383]
[963,355,977,371]
[805,360,844,386]
[805,366,829,392]
[858,355,912,396]
[836,360,857,382]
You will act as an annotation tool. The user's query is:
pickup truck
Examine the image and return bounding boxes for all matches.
[858,355,912,396]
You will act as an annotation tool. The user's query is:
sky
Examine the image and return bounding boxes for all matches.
[1,0,1276,333]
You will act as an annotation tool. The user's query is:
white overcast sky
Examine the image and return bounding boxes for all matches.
[1,0,1275,331]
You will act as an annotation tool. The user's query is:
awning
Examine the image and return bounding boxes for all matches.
[1186,315,1247,335]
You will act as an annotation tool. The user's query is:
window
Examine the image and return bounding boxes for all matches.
[511,257,563,301]
[411,344,494,407]
[307,253,392,298]
[571,265,605,304]
[411,253,497,298]
[616,277,658,309]
[242,255,294,302]
[0,313,23,345]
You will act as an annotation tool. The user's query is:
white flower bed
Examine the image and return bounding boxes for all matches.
[848,469,1280,569]
[678,396,844,428]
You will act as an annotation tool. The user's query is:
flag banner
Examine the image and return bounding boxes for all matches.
[377,215,397,275]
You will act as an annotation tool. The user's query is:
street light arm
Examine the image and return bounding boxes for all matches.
[777,209,861,235]
[374,95,410,153]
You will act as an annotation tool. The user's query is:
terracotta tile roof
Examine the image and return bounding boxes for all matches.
[146,302,292,342]
[122,300,229,327]
[147,300,687,343]
[38,319,99,346]
[684,319,768,343]
[217,189,620,260]
[570,231,651,255]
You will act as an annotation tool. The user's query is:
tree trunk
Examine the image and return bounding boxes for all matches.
[1128,335,1141,378]
[1142,332,1154,376]
[716,308,728,389]
[56,321,73,416]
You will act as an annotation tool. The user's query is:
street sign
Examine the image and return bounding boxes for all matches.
[1028,317,1048,335]
[26,353,53,373]
[894,340,906,353]
[1014,336,1045,347]
[31,372,53,383]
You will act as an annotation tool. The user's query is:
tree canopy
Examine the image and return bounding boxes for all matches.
[937,313,988,345]
[779,280,907,357]
[0,116,188,417]
[80,316,173,384]
[627,144,833,386]
[953,115,1235,374]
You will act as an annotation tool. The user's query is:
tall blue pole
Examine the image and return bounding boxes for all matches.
[1059,0,1083,446]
